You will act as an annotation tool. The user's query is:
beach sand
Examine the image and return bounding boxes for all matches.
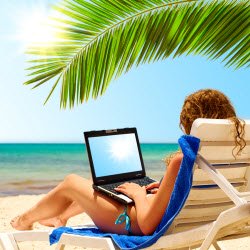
[0,195,249,250]
[0,195,93,250]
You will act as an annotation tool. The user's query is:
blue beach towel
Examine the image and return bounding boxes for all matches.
[50,135,200,249]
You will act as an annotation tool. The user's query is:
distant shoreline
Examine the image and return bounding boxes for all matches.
[0,142,178,144]
[0,143,178,197]
[0,169,163,197]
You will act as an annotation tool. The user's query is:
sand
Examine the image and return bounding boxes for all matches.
[0,195,93,250]
[0,195,249,250]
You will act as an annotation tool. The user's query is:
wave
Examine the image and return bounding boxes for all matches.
[0,179,61,196]
[8,179,60,186]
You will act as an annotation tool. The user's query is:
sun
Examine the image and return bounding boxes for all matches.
[109,137,133,162]
[15,5,58,47]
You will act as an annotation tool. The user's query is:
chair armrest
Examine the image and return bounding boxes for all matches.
[195,154,247,206]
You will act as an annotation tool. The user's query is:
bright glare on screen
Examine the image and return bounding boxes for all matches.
[88,133,142,177]
[109,137,133,161]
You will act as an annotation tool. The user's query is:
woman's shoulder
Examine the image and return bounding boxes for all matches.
[167,152,183,171]
[169,152,183,164]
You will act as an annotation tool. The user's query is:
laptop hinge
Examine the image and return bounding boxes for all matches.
[136,174,143,177]
[105,129,117,133]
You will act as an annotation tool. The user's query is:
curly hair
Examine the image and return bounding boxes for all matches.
[180,89,246,157]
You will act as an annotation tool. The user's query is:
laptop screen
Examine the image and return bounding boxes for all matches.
[84,128,146,183]
[88,133,142,178]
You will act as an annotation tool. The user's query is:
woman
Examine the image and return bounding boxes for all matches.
[11,89,246,236]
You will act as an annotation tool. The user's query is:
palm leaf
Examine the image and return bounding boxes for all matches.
[24,0,250,108]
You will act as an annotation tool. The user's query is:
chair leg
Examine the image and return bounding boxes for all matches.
[212,241,222,250]
[55,243,65,250]
[0,233,20,250]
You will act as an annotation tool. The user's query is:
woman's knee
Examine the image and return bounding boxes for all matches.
[62,174,92,199]
[64,174,82,184]
[63,174,90,186]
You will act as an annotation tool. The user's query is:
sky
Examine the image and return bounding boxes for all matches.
[0,0,249,143]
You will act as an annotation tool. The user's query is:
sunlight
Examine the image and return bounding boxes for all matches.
[109,138,133,162]
[16,6,57,47]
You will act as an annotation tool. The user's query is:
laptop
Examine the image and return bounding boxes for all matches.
[84,127,156,204]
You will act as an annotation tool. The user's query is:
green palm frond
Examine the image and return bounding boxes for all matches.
[24,0,250,108]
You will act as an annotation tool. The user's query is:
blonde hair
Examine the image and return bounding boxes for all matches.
[180,89,246,157]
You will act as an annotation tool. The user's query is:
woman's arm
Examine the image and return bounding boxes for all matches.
[115,153,183,235]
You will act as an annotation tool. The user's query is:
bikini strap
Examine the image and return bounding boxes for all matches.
[115,205,131,232]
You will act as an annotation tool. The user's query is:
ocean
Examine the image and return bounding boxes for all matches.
[0,143,178,196]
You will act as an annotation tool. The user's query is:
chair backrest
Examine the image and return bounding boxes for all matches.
[191,118,250,164]
[172,118,250,233]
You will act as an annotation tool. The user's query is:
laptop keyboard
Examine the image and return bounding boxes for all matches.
[100,176,156,195]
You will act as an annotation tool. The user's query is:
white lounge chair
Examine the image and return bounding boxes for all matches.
[1,118,250,250]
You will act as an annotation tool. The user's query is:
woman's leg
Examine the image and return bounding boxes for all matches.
[39,201,83,227]
[11,174,142,235]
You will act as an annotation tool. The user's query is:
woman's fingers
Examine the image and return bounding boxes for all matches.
[145,182,159,190]
[115,182,146,198]
[149,189,158,194]
[117,182,159,192]
[116,182,129,189]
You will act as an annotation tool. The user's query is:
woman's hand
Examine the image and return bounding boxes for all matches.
[115,182,147,200]
[145,182,160,194]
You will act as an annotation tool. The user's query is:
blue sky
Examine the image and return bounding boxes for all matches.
[0,0,249,143]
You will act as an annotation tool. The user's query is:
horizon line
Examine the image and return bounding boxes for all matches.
[0,141,178,144]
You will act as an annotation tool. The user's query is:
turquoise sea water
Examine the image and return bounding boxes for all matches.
[0,143,178,196]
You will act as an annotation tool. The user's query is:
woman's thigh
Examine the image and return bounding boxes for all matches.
[62,174,142,235]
